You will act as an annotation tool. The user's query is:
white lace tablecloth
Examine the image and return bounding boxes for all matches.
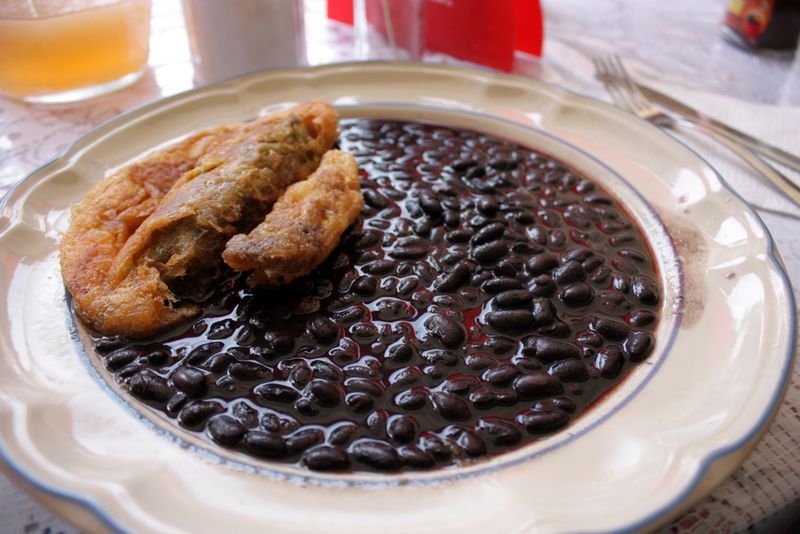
[1,0,799,532]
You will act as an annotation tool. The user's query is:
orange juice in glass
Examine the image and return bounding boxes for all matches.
[0,0,151,103]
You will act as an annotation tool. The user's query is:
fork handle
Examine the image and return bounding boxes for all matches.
[665,117,800,207]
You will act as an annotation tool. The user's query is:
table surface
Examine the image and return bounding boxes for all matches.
[1,0,799,532]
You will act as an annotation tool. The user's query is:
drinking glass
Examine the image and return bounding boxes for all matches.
[0,0,151,103]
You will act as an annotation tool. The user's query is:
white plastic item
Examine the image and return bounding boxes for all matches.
[182,0,305,84]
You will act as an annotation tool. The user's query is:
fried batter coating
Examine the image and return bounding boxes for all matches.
[60,125,242,337]
[61,102,339,337]
[223,150,363,286]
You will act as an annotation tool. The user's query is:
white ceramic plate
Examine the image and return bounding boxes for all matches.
[0,62,794,533]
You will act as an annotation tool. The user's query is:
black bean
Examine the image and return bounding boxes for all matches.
[561,247,594,263]
[330,303,362,325]
[450,158,476,171]
[229,361,272,381]
[472,241,507,264]
[354,229,383,249]
[515,212,536,225]
[559,282,594,306]
[477,196,500,215]
[346,378,383,397]
[310,361,342,382]
[350,322,378,343]
[390,245,428,260]
[362,259,396,276]
[421,349,459,367]
[623,331,654,361]
[178,400,224,429]
[165,393,187,416]
[128,372,172,403]
[516,409,570,433]
[363,189,390,208]
[521,337,580,360]
[594,346,624,378]
[187,342,224,365]
[465,353,497,371]
[287,428,325,453]
[466,166,486,179]
[548,360,590,382]
[266,333,295,355]
[472,222,505,245]
[494,289,533,309]
[632,276,659,305]
[486,310,535,332]
[482,364,521,386]
[485,336,517,355]
[94,336,127,354]
[527,253,559,275]
[396,277,419,296]
[386,342,414,363]
[582,256,603,272]
[590,318,630,341]
[514,372,564,400]
[254,383,299,404]
[352,441,401,470]
[584,193,613,205]
[329,423,359,446]
[531,298,555,325]
[307,316,339,343]
[433,261,471,292]
[308,380,341,407]
[395,388,427,410]
[387,415,417,443]
[430,391,471,421]
[171,366,208,397]
[482,277,523,293]
[590,266,611,284]
[105,348,139,371]
[628,309,657,327]
[494,257,522,278]
[577,331,604,348]
[345,392,374,412]
[530,274,556,297]
[609,232,637,246]
[469,385,496,409]
[552,260,585,284]
[302,445,349,471]
[539,320,571,338]
[424,314,466,349]
[207,319,236,340]
[488,158,518,171]
[399,446,436,468]
[476,418,522,446]
[456,429,487,457]
[419,194,443,217]
[242,430,286,458]
[352,275,379,297]
[418,434,452,461]
[445,229,473,243]
[207,415,245,446]
[286,365,311,388]
[388,367,420,388]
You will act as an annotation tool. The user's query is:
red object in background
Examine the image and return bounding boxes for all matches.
[326,0,543,71]
[327,0,353,24]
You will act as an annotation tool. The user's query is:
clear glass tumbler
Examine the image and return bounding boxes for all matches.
[0,0,151,103]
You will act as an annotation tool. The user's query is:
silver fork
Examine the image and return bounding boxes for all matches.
[593,55,800,208]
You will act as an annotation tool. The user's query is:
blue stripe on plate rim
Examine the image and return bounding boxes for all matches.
[0,62,793,534]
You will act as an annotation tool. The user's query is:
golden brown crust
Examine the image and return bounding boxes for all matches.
[60,102,339,338]
[222,150,363,286]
